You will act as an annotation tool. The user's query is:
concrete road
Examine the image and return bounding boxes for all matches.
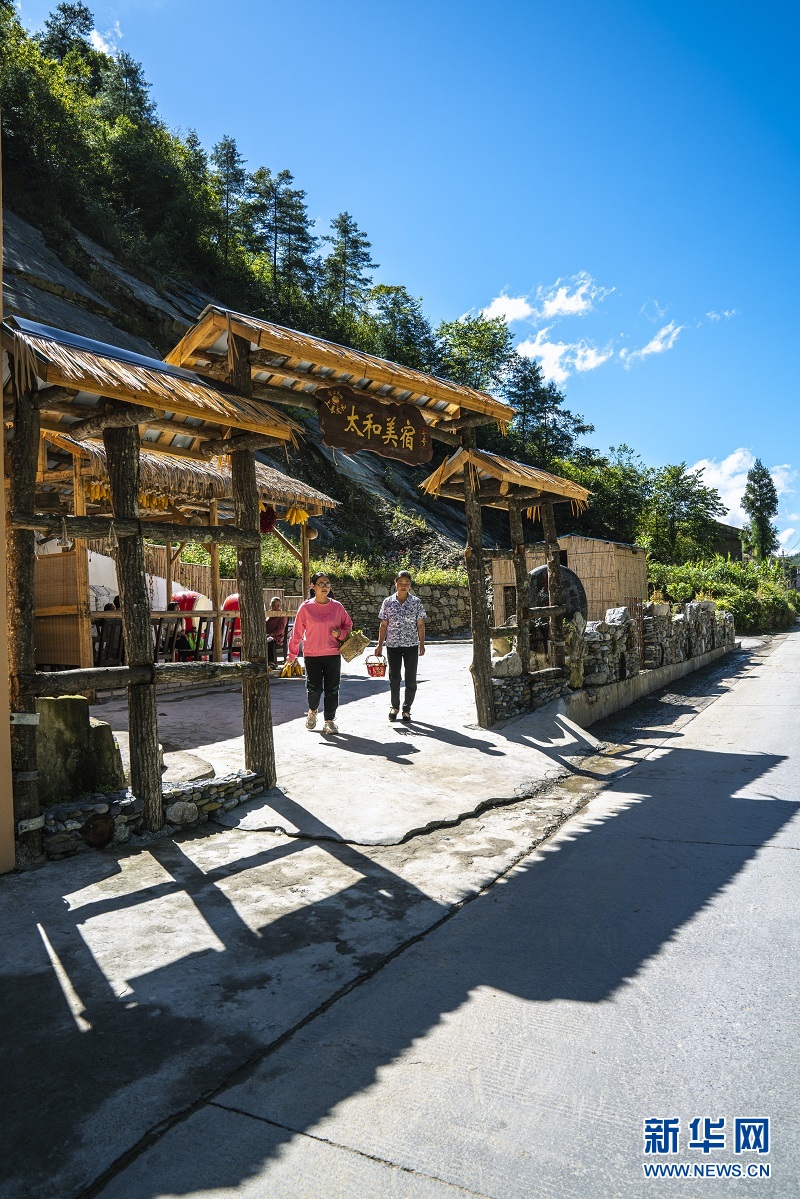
[2,632,797,1198]
[97,645,609,844]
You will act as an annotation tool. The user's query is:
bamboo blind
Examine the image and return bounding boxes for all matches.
[490,536,648,623]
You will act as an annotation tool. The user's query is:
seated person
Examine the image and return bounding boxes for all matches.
[265,597,288,668]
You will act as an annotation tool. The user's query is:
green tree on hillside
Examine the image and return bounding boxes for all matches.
[555,445,651,544]
[437,314,513,392]
[741,458,779,559]
[244,167,318,316]
[638,463,726,563]
[368,285,440,372]
[210,135,248,266]
[37,1,93,60]
[501,355,593,468]
[98,51,155,124]
[322,212,378,321]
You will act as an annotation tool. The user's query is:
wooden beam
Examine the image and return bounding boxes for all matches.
[540,500,566,670]
[0,129,15,874]
[461,428,495,728]
[72,456,94,673]
[69,401,159,440]
[230,332,276,786]
[434,412,499,434]
[103,424,162,830]
[34,385,79,410]
[209,501,222,663]
[271,526,303,562]
[300,523,311,603]
[19,659,273,696]
[199,431,286,458]
[164,309,228,368]
[7,388,44,868]
[508,500,530,675]
[11,513,261,549]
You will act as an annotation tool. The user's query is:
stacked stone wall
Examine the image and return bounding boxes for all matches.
[491,599,735,720]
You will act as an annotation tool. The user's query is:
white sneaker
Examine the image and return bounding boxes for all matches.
[322,719,338,735]
[305,710,318,730]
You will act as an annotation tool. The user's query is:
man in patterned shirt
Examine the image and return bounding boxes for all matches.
[376,570,427,721]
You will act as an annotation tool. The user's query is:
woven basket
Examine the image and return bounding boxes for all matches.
[366,654,386,678]
[339,629,370,663]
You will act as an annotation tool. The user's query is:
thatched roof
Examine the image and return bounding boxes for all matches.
[420,447,591,514]
[167,306,513,430]
[3,317,300,453]
[41,431,336,517]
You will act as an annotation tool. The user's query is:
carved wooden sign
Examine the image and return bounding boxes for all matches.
[316,385,432,465]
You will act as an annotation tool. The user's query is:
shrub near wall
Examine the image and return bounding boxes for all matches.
[264,576,471,639]
[648,557,797,635]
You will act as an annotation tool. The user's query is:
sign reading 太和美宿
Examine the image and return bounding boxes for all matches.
[316,386,433,465]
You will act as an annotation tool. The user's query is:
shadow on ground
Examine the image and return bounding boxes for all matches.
[2,720,793,1198]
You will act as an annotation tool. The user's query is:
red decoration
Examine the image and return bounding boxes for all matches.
[259,505,277,534]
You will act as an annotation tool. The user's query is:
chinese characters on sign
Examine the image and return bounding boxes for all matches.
[316,385,433,466]
[643,1116,770,1155]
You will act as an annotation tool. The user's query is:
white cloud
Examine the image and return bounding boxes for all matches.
[690,450,797,527]
[90,21,122,54]
[573,344,614,372]
[778,527,797,546]
[534,271,613,321]
[769,464,797,497]
[640,298,667,322]
[691,448,754,525]
[481,293,534,323]
[517,328,613,384]
[620,320,682,366]
[706,309,738,321]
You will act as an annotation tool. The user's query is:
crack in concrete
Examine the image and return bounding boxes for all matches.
[206,1101,499,1199]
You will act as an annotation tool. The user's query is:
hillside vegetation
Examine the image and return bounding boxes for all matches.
[2,3,797,629]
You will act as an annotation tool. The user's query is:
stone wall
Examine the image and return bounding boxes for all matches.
[263,575,471,638]
[42,770,269,860]
[490,600,736,720]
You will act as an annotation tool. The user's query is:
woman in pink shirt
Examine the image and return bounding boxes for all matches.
[287,572,353,735]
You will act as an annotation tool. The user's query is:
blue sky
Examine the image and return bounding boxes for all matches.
[18,0,800,545]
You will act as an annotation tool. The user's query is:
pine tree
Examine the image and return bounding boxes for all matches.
[210,135,248,266]
[37,1,93,59]
[99,52,155,124]
[322,212,377,316]
[245,167,318,307]
[368,284,440,372]
[741,458,779,559]
[502,355,593,467]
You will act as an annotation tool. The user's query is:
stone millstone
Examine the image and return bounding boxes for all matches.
[528,564,588,621]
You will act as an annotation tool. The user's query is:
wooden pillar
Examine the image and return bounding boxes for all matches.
[508,500,530,674]
[300,522,311,601]
[229,332,276,785]
[540,500,565,670]
[72,457,94,670]
[210,500,222,663]
[0,134,17,874]
[461,429,495,728]
[7,388,44,868]
[165,541,173,608]
[103,424,162,829]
